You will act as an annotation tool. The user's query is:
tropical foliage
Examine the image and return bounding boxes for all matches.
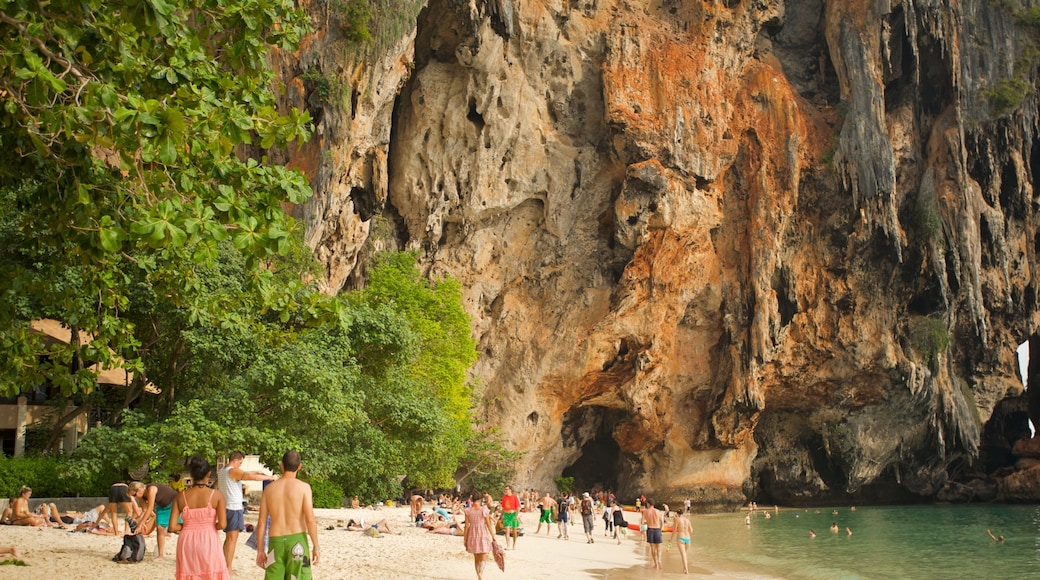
[0,0,313,397]
[0,0,513,503]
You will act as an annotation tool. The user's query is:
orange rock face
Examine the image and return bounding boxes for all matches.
[283,0,1040,506]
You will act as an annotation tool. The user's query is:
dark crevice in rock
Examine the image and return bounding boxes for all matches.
[561,405,628,492]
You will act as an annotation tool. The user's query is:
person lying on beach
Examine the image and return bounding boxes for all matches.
[58,504,106,525]
[0,546,20,561]
[345,518,398,534]
[987,529,1004,542]
[428,521,463,535]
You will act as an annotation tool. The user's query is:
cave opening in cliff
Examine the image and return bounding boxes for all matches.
[560,406,626,493]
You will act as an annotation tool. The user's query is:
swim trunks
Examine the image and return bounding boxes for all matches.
[539,508,552,524]
[108,483,131,503]
[264,532,311,580]
[156,503,172,528]
[503,512,519,528]
[646,527,663,544]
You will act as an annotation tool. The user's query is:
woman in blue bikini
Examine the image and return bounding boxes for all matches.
[670,509,693,574]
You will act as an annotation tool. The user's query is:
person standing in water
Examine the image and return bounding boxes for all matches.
[643,499,664,570]
[671,509,693,574]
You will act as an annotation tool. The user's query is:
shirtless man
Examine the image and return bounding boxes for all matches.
[255,450,318,579]
[642,499,664,570]
[535,492,557,535]
[410,492,425,521]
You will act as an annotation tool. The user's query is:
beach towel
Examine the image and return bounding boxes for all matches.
[491,539,505,572]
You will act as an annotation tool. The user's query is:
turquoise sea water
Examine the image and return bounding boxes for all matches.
[672,504,1040,579]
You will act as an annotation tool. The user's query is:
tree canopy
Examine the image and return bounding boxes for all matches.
[0,0,313,395]
[0,0,514,502]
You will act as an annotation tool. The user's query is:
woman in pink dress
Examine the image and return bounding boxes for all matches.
[169,457,229,580]
[463,491,497,580]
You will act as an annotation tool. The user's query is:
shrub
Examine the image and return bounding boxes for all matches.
[307,478,344,508]
[554,476,574,493]
[0,455,113,498]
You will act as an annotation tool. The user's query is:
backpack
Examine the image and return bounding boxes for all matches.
[113,533,146,563]
[580,498,592,515]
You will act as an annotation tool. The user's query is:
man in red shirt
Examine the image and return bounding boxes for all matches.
[500,485,521,549]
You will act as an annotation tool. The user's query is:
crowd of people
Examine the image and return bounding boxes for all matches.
[3,469,707,578]
[1,449,319,579]
[402,485,698,578]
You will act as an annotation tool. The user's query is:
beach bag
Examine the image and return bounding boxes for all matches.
[491,539,505,572]
[113,533,146,563]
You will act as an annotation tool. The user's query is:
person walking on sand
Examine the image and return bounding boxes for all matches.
[254,450,319,579]
[556,492,570,539]
[535,492,556,535]
[170,457,229,580]
[643,499,664,570]
[462,491,496,580]
[611,502,628,544]
[220,450,275,573]
[671,510,693,574]
[500,485,521,550]
[579,492,596,544]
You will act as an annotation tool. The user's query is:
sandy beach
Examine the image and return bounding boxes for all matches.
[0,505,743,579]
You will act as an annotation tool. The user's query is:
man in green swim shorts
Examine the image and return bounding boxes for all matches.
[500,485,522,550]
[255,450,319,579]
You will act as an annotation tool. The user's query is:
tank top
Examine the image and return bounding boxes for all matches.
[218,466,244,510]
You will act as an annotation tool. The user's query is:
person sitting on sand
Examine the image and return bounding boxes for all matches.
[987,529,1004,542]
[9,486,56,527]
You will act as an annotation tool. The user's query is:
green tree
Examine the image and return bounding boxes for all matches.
[68,248,476,504]
[350,251,479,488]
[0,0,313,399]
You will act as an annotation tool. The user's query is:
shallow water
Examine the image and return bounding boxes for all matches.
[592,504,1040,579]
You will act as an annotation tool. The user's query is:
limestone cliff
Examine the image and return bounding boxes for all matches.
[277,0,1040,507]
